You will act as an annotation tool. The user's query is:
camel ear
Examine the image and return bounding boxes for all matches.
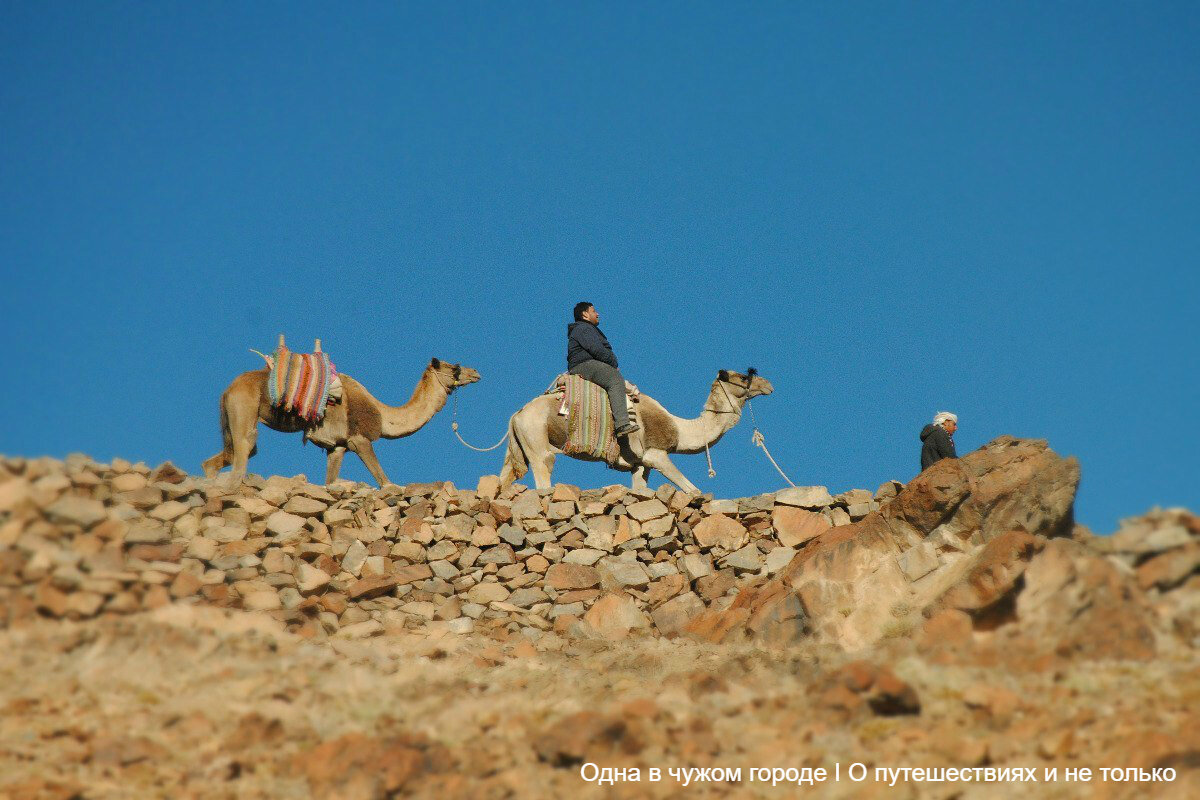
[431,357,441,368]
[718,370,730,382]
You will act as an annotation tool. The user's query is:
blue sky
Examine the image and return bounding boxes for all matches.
[2,2,1196,533]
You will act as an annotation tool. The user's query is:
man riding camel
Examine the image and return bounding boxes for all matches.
[567,301,639,437]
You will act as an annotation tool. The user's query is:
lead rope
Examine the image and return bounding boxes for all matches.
[704,441,716,478]
[745,398,798,488]
[450,393,509,452]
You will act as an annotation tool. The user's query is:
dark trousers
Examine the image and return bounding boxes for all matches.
[568,360,631,428]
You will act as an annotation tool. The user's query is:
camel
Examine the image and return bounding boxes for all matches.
[203,356,480,487]
[499,369,773,493]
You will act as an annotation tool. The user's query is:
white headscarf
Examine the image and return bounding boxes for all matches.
[933,411,958,427]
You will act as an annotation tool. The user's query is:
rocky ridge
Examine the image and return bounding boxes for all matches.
[2,440,1199,799]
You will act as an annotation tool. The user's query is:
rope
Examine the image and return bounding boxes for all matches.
[450,394,510,452]
[745,397,798,487]
[704,441,716,478]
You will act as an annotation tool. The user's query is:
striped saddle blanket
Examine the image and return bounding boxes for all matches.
[267,344,339,422]
[547,374,638,464]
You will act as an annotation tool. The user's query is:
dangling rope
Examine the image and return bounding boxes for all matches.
[450,394,509,452]
[745,397,798,487]
[704,441,716,478]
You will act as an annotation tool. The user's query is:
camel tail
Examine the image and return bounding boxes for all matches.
[499,413,528,486]
[218,395,233,456]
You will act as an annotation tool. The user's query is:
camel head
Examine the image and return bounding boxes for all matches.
[429,357,481,391]
[716,368,774,400]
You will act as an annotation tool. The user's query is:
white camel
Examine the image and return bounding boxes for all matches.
[499,369,773,493]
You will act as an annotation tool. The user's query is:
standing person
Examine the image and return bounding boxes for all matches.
[920,411,958,470]
[567,302,639,437]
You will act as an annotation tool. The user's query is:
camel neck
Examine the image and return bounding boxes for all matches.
[379,369,450,438]
[672,382,744,453]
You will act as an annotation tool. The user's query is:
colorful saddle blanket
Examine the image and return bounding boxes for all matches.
[267,344,338,422]
[546,374,638,464]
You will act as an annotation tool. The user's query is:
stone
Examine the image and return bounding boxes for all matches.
[563,548,604,566]
[46,496,107,528]
[897,541,939,582]
[341,540,368,576]
[477,544,516,565]
[680,554,714,580]
[243,590,282,611]
[125,523,170,545]
[296,563,332,593]
[651,592,706,635]
[185,536,218,561]
[498,524,525,547]
[346,574,400,600]
[266,511,306,537]
[692,514,748,551]
[626,498,669,522]
[582,593,650,640]
[765,546,797,574]
[467,582,510,604]
[471,526,500,547]
[149,501,190,522]
[597,558,650,589]
[775,486,835,509]
[476,474,501,501]
[545,563,601,590]
[720,544,763,572]
[282,496,328,515]
[509,587,548,608]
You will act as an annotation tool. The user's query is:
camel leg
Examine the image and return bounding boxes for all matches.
[631,464,650,491]
[640,449,700,494]
[226,403,259,486]
[348,435,390,487]
[325,446,347,485]
[202,450,229,478]
[530,452,554,491]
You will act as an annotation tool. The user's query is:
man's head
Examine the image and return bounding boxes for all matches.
[933,411,958,435]
[573,301,598,324]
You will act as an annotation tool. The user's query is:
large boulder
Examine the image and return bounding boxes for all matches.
[686,437,1082,651]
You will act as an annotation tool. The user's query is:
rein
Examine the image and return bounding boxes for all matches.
[707,377,798,487]
[450,393,510,452]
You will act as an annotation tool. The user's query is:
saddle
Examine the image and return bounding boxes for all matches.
[256,335,342,423]
[545,373,638,464]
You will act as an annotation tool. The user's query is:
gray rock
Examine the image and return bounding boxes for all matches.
[46,496,107,528]
[721,544,764,572]
[598,557,650,589]
[765,546,798,574]
[563,548,605,566]
[898,541,939,582]
[429,559,461,580]
[499,523,526,547]
[681,553,714,580]
[508,587,549,608]
[775,486,835,509]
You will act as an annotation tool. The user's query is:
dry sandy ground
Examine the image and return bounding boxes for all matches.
[1,606,1197,800]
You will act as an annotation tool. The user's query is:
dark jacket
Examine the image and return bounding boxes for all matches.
[567,321,618,370]
[920,424,957,470]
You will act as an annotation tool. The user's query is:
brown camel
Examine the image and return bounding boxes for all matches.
[203,357,480,487]
[499,369,773,493]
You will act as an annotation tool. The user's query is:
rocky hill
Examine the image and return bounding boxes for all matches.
[1,438,1197,798]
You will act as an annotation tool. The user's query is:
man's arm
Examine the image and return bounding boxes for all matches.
[572,325,618,368]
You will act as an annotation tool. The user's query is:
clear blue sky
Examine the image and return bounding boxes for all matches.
[2,2,1196,533]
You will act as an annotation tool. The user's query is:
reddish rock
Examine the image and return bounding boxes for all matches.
[169,571,202,599]
[650,592,706,635]
[928,530,1041,622]
[544,563,601,590]
[534,711,642,767]
[1136,542,1200,590]
[299,731,453,799]
[692,514,748,551]
[582,593,649,640]
[771,506,830,548]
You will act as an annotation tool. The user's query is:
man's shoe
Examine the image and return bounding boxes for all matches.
[614,423,640,437]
